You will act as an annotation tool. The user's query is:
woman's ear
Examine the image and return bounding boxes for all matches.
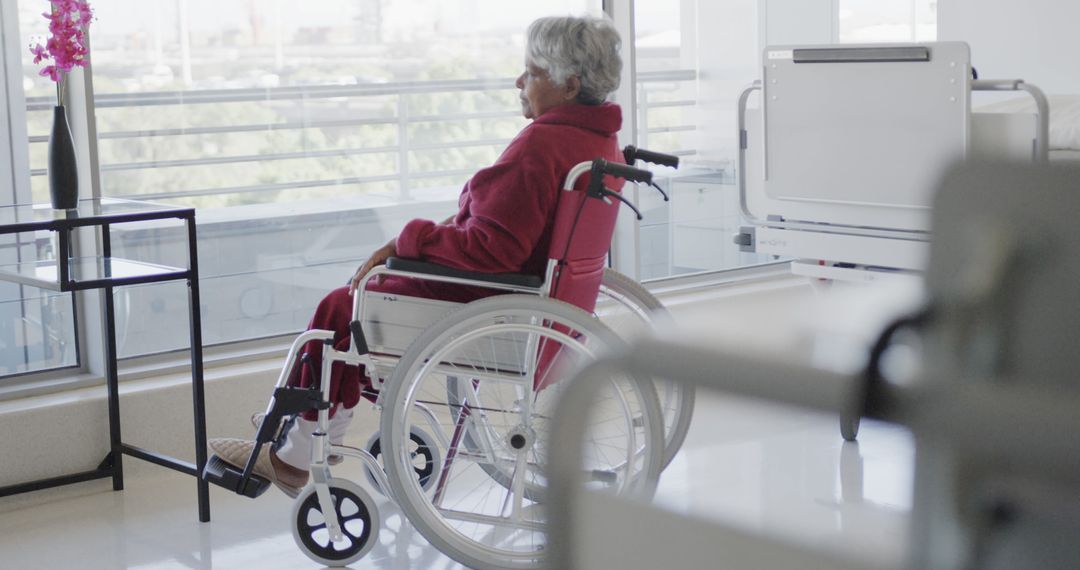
[564,75,582,101]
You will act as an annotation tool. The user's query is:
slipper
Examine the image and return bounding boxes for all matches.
[208,437,304,499]
[250,412,345,466]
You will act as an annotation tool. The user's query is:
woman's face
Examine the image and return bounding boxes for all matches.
[515,61,575,119]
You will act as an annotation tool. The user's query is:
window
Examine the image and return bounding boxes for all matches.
[628,0,939,281]
[0,3,77,375]
[5,0,599,365]
[632,0,771,280]
[839,0,937,43]
[9,1,849,381]
[0,266,75,375]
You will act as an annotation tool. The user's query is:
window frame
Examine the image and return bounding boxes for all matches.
[1,1,84,386]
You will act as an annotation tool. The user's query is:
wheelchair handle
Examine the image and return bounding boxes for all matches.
[586,159,652,220]
[623,145,680,168]
[622,146,676,202]
[592,158,653,185]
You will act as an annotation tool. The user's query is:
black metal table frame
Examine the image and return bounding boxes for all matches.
[0,202,210,522]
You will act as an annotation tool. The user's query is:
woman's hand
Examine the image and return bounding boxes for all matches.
[349,238,397,294]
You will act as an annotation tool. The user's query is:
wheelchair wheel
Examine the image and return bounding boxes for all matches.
[363,426,441,495]
[380,295,664,570]
[291,478,380,567]
[598,268,695,468]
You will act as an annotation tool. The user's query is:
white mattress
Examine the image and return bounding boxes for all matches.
[974,95,1080,150]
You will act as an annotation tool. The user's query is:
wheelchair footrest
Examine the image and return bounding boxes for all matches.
[202,454,272,499]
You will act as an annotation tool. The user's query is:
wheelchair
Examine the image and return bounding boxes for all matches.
[204,147,690,569]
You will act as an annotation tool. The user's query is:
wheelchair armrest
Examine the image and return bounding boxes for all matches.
[384,257,544,289]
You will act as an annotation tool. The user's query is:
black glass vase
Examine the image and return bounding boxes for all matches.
[48,105,79,210]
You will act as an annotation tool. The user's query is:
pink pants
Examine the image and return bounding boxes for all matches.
[292,278,495,420]
[292,286,371,421]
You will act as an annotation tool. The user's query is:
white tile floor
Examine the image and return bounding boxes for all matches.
[0,278,920,569]
[0,393,914,569]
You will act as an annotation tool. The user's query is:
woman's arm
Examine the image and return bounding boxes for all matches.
[347,213,454,292]
[349,131,553,290]
[395,153,557,274]
[348,238,396,293]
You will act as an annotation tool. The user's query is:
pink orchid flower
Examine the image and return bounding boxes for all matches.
[29,43,48,64]
[29,0,93,99]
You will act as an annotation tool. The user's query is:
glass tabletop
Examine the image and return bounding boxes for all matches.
[0,257,186,291]
[0,198,190,228]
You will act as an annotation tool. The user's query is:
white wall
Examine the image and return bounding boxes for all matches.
[939,0,1080,95]
[760,0,836,48]
[0,362,283,512]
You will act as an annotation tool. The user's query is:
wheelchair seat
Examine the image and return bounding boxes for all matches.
[352,159,632,368]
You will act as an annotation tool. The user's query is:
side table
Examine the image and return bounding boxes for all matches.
[0,198,210,522]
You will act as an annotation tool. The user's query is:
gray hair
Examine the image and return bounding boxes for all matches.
[526,16,622,105]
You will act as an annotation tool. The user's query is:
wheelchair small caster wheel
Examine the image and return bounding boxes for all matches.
[364,426,441,495]
[840,413,861,441]
[291,478,379,567]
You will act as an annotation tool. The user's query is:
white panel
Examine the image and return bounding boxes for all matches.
[790,259,922,286]
[763,42,969,221]
[362,293,459,355]
[754,226,929,270]
[743,41,972,234]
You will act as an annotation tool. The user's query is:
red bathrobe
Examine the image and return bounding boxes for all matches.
[297,103,624,416]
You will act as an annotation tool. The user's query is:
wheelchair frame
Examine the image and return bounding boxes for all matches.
[206,150,688,569]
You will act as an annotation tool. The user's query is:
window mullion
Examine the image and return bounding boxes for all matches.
[2,1,73,379]
[65,28,108,378]
[604,0,642,280]
[1,1,32,206]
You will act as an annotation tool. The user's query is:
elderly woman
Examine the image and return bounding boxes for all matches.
[209,15,624,496]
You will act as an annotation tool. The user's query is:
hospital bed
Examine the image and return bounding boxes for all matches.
[733,42,1049,284]
[976,94,1080,161]
[549,160,1080,569]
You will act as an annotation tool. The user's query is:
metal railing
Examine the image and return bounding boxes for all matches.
[636,69,698,159]
[27,78,521,202]
[25,72,699,204]
[10,70,704,376]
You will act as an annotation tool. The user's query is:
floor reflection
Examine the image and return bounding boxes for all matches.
[0,394,914,569]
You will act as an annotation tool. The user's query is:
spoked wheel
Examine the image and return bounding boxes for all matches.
[364,426,441,496]
[381,295,664,570]
[445,376,546,503]
[291,478,380,567]
[598,268,695,468]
